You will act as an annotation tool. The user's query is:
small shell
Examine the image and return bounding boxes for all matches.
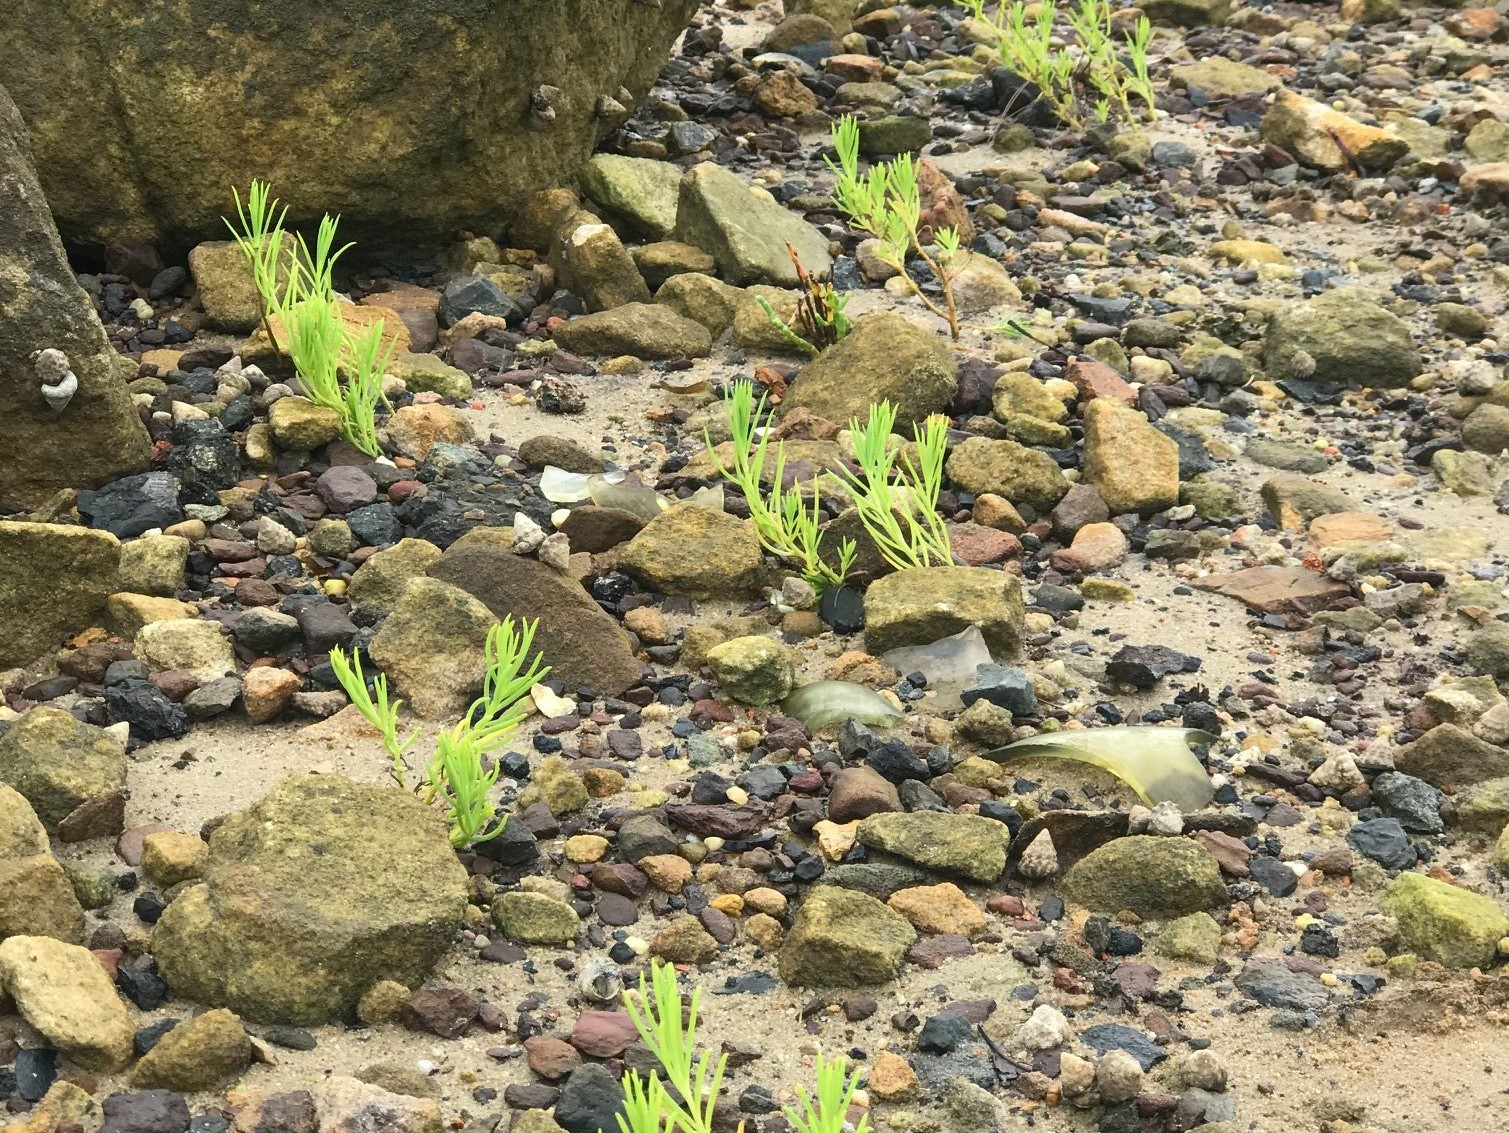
[579,957,622,1005]
[1017,829,1059,880]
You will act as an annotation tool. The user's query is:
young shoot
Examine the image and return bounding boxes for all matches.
[704,383,855,592]
[826,116,963,340]
[841,401,954,572]
[622,962,727,1133]
[328,645,418,787]
[427,725,506,848]
[784,1051,870,1133]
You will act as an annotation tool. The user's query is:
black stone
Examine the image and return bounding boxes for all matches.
[553,1064,626,1133]
[107,681,191,741]
[1247,855,1299,898]
[819,586,864,634]
[915,1012,974,1054]
[118,965,170,1010]
[15,1048,58,1102]
[78,472,184,539]
[1346,817,1417,871]
[133,1020,179,1056]
[439,275,521,327]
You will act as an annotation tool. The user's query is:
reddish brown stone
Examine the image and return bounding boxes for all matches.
[116,822,174,865]
[524,1036,582,1080]
[948,522,1022,566]
[1192,829,1253,877]
[1066,357,1137,405]
[58,788,127,844]
[1191,566,1349,616]
[570,1011,640,1058]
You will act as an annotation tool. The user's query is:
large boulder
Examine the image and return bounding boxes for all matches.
[1261,287,1421,387]
[427,543,643,698]
[781,313,955,432]
[778,886,916,986]
[673,162,833,287]
[1063,836,1227,919]
[368,576,497,719]
[0,935,135,1070]
[619,504,764,599]
[0,86,150,506]
[863,566,1025,658]
[0,786,85,944]
[0,2,699,248]
[0,521,120,668]
[151,775,468,1025]
[0,706,127,830]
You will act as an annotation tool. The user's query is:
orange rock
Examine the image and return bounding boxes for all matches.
[1308,511,1392,547]
[1065,356,1136,406]
[1260,89,1409,173]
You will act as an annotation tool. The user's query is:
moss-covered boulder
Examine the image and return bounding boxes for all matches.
[781,313,955,431]
[857,811,1009,883]
[1063,836,1226,919]
[706,636,796,706]
[151,776,468,1025]
[1081,400,1181,515]
[428,543,644,698]
[0,1,698,248]
[0,707,126,830]
[0,521,120,668]
[581,154,682,239]
[673,162,832,287]
[945,437,1070,512]
[130,1008,254,1091]
[0,935,134,1070]
[778,886,917,986]
[0,786,85,944]
[1261,287,1421,387]
[492,891,581,946]
[368,576,497,719]
[1380,872,1508,969]
[552,303,712,359]
[620,504,763,599]
[346,538,444,614]
[863,566,1025,658]
[0,86,150,506]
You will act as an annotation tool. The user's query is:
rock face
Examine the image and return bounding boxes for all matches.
[781,314,955,431]
[0,2,698,247]
[0,706,127,830]
[0,935,135,1070]
[0,85,151,505]
[0,521,121,668]
[152,776,468,1025]
[1261,288,1421,387]
[427,544,643,698]
[778,886,917,986]
[863,567,1025,658]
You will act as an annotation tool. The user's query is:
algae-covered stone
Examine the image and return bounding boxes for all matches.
[673,162,833,287]
[778,886,917,986]
[1396,723,1509,789]
[1063,836,1226,919]
[118,534,189,597]
[857,811,1008,883]
[386,352,473,400]
[620,504,763,599]
[1171,58,1279,97]
[1261,288,1421,387]
[707,636,796,706]
[0,706,127,830]
[863,566,1025,658]
[0,87,150,506]
[1082,400,1181,515]
[385,403,476,462]
[1157,911,1223,963]
[0,851,85,945]
[992,371,1067,425]
[1260,90,1409,173]
[1380,872,1508,969]
[141,831,211,889]
[0,521,120,668]
[134,618,236,682]
[0,2,699,247]
[554,222,651,312]
[649,916,720,964]
[368,576,496,719]
[347,539,443,614]
[654,272,746,335]
[553,303,712,359]
[492,891,581,945]
[582,155,682,239]
[268,396,343,451]
[131,1008,254,1091]
[1454,777,1509,834]
[428,543,644,698]
[0,935,134,1070]
[1260,473,1354,529]
[782,313,955,432]
[945,437,1070,511]
[151,776,466,1025]
[519,755,589,816]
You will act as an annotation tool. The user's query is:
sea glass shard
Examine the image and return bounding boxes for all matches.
[985,727,1216,813]
[882,625,993,691]
[587,478,667,520]
[540,466,594,503]
[782,681,904,730]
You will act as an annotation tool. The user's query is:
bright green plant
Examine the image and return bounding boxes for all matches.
[967,0,1156,131]
[841,401,953,571]
[785,1051,870,1133]
[225,180,395,457]
[328,644,419,786]
[757,243,854,358]
[705,383,856,592]
[621,962,727,1133]
[826,116,962,341]
[328,615,549,847]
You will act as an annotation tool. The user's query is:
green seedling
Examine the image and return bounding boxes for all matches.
[826,115,963,340]
[621,961,728,1133]
[328,645,418,787]
[705,383,856,592]
[841,400,954,572]
[785,1050,871,1133]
